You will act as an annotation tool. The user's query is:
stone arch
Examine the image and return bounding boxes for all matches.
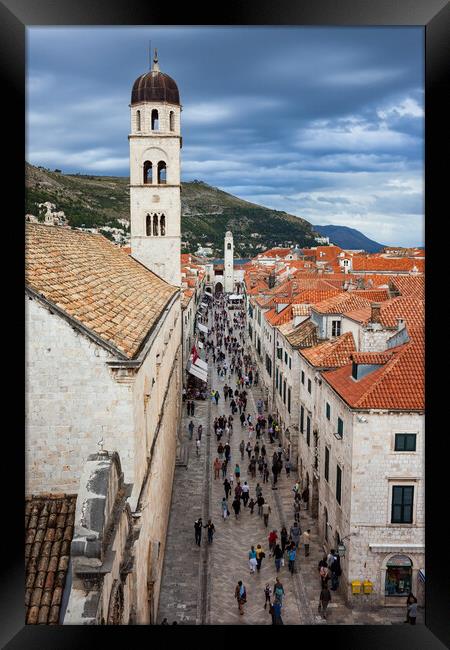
[143,161,152,184]
[160,214,166,236]
[146,214,152,236]
[157,161,167,184]
[215,282,223,294]
[382,554,414,598]
[107,579,124,625]
[152,214,159,236]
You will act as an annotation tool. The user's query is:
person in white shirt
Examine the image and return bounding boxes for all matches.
[196,439,201,456]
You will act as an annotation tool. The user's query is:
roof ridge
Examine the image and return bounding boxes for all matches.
[353,342,411,407]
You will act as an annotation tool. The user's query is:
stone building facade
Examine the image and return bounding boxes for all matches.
[25,223,183,623]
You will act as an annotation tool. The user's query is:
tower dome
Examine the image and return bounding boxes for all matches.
[131,49,180,106]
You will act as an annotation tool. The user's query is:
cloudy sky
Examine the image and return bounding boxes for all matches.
[27,27,424,247]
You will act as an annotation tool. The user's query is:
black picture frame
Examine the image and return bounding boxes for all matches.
[2,0,448,647]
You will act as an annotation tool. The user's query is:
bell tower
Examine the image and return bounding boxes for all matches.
[129,49,181,286]
[224,230,234,293]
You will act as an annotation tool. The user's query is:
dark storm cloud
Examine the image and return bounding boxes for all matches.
[27,26,424,246]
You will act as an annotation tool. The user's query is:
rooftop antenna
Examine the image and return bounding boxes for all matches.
[149,40,151,69]
[152,47,160,72]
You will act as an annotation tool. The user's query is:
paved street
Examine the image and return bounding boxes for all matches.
[158,299,424,625]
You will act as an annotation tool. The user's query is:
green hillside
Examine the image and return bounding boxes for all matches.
[25,162,319,256]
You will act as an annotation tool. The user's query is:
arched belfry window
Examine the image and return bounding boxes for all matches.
[157,161,167,184]
[169,111,175,131]
[143,161,152,184]
[136,110,141,131]
[152,214,159,236]
[160,214,166,236]
[227,243,232,250]
[146,214,152,236]
[151,109,159,131]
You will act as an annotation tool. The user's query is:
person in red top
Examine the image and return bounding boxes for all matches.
[268,529,278,556]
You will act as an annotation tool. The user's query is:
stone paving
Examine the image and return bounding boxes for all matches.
[158,301,424,626]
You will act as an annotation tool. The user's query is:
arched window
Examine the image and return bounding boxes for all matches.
[152,214,159,236]
[136,110,141,131]
[160,214,166,236]
[146,214,151,236]
[157,161,167,184]
[227,243,231,250]
[143,161,152,184]
[151,109,159,130]
[169,111,175,131]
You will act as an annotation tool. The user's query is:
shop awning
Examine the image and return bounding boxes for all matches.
[229,294,244,300]
[194,357,208,371]
[187,361,207,382]
[418,569,425,583]
[197,322,208,333]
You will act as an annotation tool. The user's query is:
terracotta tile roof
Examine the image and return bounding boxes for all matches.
[180,253,192,263]
[344,296,424,334]
[312,292,373,315]
[300,331,356,368]
[25,494,77,625]
[351,289,391,302]
[351,255,425,273]
[121,246,131,255]
[292,304,312,317]
[181,289,194,309]
[285,319,318,348]
[293,288,341,304]
[389,276,425,300]
[265,304,293,326]
[323,335,424,410]
[25,224,178,359]
[351,351,394,364]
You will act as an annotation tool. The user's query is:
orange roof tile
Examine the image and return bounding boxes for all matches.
[323,335,424,410]
[313,292,373,315]
[351,256,425,273]
[300,332,356,368]
[25,224,178,359]
[344,295,424,333]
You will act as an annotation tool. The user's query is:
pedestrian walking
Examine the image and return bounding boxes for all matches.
[191,401,195,416]
[221,459,228,479]
[318,584,331,619]
[273,578,285,605]
[330,551,342,591]
[188,420,194,440]
[239,440,245,460]
[205,519,215,544]
[289,522,301,549]
[262,502,271,527]
[303,529,311,556]
[280,526,289,553]
[248,546,257,573]
[273,544,284,573]
[285,457,291,477]
[194,518,203,546]
[213,457,221,479]
[232,497,241,518]
[196,438,201,457]
[257,494,265,516]
[268,529,278,555]
[246,442,252,459]
[248,497,256,514]
[318,556,330,587]
[221,497,230,520]
[223,478,231,499]
[234,463,241,480]
[294,499,301,523]
[302,485,309,510]
[288,544,297,574]
[241,481,250,507]
[270,599,283,625]
[256,544,266,572]
[235,581,247,615]
[264,583,272,609]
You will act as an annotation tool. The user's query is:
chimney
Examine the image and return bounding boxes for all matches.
[397,318,405,331]
[370,303,381,324]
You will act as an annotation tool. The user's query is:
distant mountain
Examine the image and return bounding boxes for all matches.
[25,163,320,257]
[312,224,385,253]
